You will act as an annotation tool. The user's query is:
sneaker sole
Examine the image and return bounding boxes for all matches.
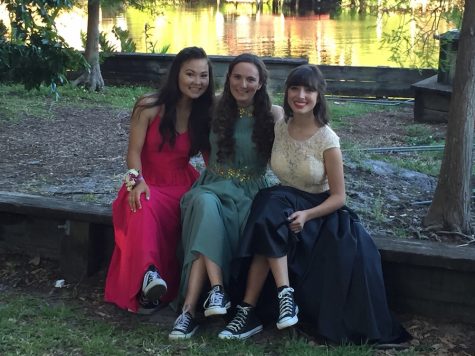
[276,315,298,330]
[204,303,231,317]
[144,281,167,302]
[136,306,160,315]
[168,325,199,340]
[218,325,263,340]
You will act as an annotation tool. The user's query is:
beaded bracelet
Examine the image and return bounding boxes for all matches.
[124,168,144,191]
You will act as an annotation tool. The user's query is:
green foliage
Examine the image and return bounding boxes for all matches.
[80,30,115,63]
[112,25,137,53]
[0,21,7,42]
[80,26,137,57]
[0,0,87,93]
[144,22,170,54]
[405,124,445,146]
[99,32,117,53]
[379,1,464,68]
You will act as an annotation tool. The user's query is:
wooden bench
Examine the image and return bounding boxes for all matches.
[95,53,437,98]
[1,191,474,323]
[411,74,452,123]
[318,65,437,98]
[0,191,114,282]
[374,236,475,324]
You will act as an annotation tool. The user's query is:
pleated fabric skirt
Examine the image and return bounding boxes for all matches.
[232,185,411,344]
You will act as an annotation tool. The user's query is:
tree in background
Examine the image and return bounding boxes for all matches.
[0,0,87,93]
[423,0,475,237]
[71,0,103,91]
[72,0,166,92]
[1,0,164,92]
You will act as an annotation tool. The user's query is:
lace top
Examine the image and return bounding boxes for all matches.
[270,118,340,193]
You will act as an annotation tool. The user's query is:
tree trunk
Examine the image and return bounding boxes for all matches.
[423,0,475,235]
[72,0,104,91]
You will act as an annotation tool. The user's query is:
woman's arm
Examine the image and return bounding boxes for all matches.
[288,147,346,231]
[126,100,160,212]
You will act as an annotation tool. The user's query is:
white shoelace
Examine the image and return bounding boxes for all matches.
[174,311,192,332]
[277,287,295,318]
[226,305,251,332]
[145,270,159,284]
[203,287,223,308]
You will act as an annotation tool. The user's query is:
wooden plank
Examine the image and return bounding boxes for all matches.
[418,93,451,112]
[414,107,448,123]
[375,237,475,323]
[2,190,474,322]
[382,261,475,324]
[58,221,114,281]
[0,213,64,259]
[412,75,453,94]
[60,220,91,281]
[0,191,112,225]
[374,237,475,272]
[97,53,438,98]
[327,82,414,98]
[320,65,436,83]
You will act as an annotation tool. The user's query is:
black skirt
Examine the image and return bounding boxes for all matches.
[231,185,411,345]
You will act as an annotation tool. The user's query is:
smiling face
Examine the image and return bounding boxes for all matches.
[228,62,262,107]
[287,85,319,116]
[178,58,210,100]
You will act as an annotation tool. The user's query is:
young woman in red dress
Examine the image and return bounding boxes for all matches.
[104,47,214,314]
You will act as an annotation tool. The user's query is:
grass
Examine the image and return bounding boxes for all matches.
[375,152,444,177]
[0,291,376,356]
[329,100,401,130]
[404,124,444,146]
[0,83,153,122]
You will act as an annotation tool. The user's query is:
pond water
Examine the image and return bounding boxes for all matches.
[1,1,458,68]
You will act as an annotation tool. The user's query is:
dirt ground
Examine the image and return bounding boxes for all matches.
[0,100,457,242]
[1,101,475,354]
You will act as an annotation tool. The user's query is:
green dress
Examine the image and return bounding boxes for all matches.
[177,114,272,307]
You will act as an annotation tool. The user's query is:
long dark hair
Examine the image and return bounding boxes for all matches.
[132,46,214,156]
[213,53,274,163]
[283,64,329,126]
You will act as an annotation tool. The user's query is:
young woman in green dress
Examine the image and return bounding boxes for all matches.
[169,53,283,339]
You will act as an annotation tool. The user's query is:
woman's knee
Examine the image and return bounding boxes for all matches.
[191,192,219,210]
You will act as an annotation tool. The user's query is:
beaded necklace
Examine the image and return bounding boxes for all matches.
[238,106,254,118]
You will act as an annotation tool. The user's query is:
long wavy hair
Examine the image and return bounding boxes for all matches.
[131,46,214,156]
[213,53,275,163]
[283,64,329,126]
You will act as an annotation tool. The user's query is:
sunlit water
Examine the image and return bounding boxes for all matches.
[1,2,457,68]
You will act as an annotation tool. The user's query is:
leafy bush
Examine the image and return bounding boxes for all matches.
[0,0,88,92]
[112,26,137,53]
[0,29,86,91]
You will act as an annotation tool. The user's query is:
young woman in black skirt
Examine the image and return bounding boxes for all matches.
[219,64,411,345]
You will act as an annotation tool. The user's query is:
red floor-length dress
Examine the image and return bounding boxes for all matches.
[105,115,199,313]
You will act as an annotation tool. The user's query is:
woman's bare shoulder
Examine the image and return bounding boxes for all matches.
[132,94,162,123]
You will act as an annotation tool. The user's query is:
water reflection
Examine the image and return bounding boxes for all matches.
[0,2,457,68]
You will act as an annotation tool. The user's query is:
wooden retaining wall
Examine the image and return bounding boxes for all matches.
[1,191,474,324]
[97,53,437,98]
[412,75,452,123]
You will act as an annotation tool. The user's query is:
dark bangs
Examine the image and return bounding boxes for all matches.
[283,64,329,125]
[285,66,319,91]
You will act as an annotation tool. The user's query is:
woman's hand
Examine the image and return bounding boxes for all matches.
[128,180,150,212]
[288,210,309,233]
